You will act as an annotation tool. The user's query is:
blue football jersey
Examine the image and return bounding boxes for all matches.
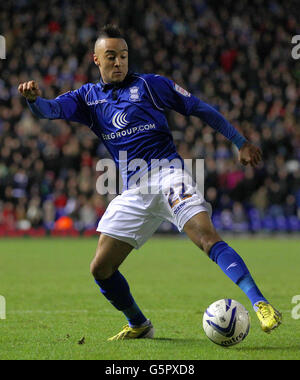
[28,72,246,188]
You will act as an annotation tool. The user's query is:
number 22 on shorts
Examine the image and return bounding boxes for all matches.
[167,182,193,209]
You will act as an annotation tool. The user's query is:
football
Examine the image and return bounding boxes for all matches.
[203,299,250,347]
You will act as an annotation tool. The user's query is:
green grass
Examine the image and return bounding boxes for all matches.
[0,236,299,360]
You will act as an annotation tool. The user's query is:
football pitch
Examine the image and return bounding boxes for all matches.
[0,236,299,360]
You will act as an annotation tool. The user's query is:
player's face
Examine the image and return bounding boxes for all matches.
[94,38,128,84]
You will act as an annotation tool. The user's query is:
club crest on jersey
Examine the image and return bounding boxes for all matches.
[112,111,129,129]
[129,86,140,102]
[174,83,191,97]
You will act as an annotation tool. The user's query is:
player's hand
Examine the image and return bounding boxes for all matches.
[18,81,41,102]
[238,141,262,168]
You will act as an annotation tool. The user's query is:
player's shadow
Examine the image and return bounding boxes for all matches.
[154,337,204,343]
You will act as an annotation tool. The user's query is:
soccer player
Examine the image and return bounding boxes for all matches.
[19,24,282,340]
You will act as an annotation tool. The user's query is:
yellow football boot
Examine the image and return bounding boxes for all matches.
[108,320,154,341]
[255,302,282,333]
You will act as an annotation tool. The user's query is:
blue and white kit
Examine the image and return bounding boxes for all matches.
[28,72,246,248]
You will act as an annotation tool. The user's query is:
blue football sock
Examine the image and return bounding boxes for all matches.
[237,274,267,309]
[209,241,268,308]
[95,270,147,327]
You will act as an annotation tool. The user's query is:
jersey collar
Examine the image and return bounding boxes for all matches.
[99,71,136,92]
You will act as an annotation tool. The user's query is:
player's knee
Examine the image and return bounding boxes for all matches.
[90,259,115,281]
[184,213,222,255]
[199,232,221,256]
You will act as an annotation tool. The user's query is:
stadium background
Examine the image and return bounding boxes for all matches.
[0,0,299,237]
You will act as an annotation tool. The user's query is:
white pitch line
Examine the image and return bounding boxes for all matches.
[7,309,188,315]
[8,310,89,314]
[7,309,293,315]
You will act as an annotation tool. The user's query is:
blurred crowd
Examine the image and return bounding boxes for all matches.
[0,0,299,234]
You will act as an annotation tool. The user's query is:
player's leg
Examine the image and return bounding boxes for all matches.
[183,211,266,302]
[92,189,164,340]
[183,211,282,332]
[90,232,133,280]
[91,234,153,339]
[182,210,222,253]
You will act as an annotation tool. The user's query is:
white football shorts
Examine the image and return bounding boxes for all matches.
[97,167,211,249]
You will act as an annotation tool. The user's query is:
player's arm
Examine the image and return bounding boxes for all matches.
[145,75,261,167]
[18,80,91,126]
